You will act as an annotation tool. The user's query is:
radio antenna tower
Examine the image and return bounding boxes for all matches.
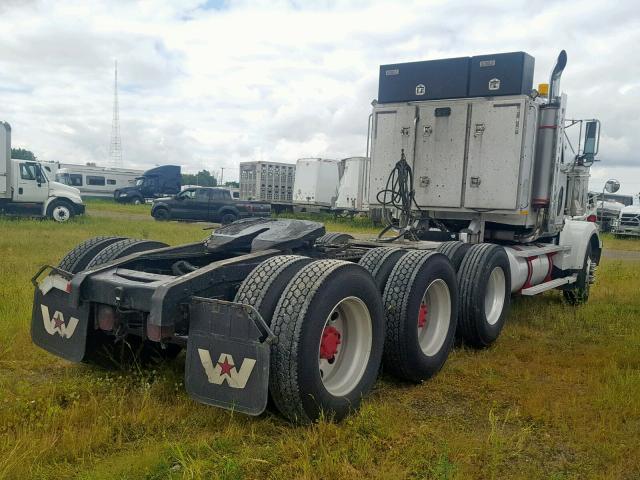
[109,60,122,166]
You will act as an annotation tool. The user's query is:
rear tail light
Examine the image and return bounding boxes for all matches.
[587,214,597,222]
[97,304,116,331]
[147,324,175,342]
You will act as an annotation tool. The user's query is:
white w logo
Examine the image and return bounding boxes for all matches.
[197,349,256,389]
[41,305,79,338]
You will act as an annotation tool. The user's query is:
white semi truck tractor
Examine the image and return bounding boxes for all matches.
[0,122,84,222]
[29,50,603,424]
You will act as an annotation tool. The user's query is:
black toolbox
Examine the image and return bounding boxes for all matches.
[468,51,535,97]
[377,56,470,103]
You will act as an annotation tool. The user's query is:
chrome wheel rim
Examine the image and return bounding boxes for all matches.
[485,267,506,326]
[318,296,372,397]
[52,206,70,222]
[417,279,451,356]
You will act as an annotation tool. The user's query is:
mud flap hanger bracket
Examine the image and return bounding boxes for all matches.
[31,264,73,288]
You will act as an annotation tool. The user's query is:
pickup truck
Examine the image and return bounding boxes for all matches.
[151,186,271,223]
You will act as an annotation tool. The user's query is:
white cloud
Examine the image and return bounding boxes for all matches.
[0,0,638,193]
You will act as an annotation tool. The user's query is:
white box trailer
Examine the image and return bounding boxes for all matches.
[334,156,369,212]
[293,158,340,208]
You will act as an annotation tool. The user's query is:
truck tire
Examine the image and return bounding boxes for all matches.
[269,260,384,423]
[382,251,458,382]
[563,243,594,306]
[457,243,511,348]
[220,212,238,225]
[57,236,126,273]
[436,241,471,272]
[47,200,75,223]
[234,255,313,324]
[86,239,168,269]
[358,247,407,292]
[315,232,354,246]
[153,207,170,221]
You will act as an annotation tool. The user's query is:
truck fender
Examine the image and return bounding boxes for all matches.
[42,196,73,216]
[152,200,171,213]
[219,206,240,216]
[554,219,601,271]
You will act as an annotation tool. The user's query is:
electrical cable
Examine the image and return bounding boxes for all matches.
[375,149,421,241]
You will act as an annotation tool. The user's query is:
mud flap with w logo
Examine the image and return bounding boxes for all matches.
[185,298,274,416]
[31,287,90,362]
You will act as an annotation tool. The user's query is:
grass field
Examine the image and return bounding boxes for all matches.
[1,205,639,479]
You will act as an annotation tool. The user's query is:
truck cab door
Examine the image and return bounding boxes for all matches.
[141,176,158,197]
[172,188,197,219]
[194,188,211,221]
[16,162,47,203]
[209,189,228,221]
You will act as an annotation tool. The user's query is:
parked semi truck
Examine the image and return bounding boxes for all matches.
[613,200,640,237]
[114,165,181,204]
[31,50,602,423]
[0,122,84,222]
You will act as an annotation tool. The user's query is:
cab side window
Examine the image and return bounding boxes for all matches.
[196,189,210,201]
[211,189,227,201]
[20,163,37,181]
[180,189,196,200]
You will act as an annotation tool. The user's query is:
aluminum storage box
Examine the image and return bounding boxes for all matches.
[468,52,534,97]
[378,57,470,103]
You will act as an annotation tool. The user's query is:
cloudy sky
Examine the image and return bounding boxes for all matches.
[1,0,639,194]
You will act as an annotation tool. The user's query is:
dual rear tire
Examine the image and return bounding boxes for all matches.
[235,246,460,422]
[235,256,384,423]
[457,244,511,348]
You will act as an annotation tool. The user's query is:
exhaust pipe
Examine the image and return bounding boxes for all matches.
[548,50,567,101]
[531,50,568,208]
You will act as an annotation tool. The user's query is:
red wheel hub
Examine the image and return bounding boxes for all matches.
[320,325,341,360]
[417,303,428,328]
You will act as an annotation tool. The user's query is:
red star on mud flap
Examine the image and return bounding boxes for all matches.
[218,357,234,376]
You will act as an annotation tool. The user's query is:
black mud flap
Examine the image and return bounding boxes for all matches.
[185,298,274,416]
[31,266,91,362]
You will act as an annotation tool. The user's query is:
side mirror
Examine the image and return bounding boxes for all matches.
[604,179,620,194]
[583,120,600,161]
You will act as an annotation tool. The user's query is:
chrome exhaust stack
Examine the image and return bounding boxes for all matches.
[548,50,567,101]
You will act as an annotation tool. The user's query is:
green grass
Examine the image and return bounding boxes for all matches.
[601,232,640,252]
[85,198,152,215]
[0,209,639,479]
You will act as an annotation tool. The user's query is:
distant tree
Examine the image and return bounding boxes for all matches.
[224,181,239,188]
[182,169,217,187]
[11,148,37,161]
